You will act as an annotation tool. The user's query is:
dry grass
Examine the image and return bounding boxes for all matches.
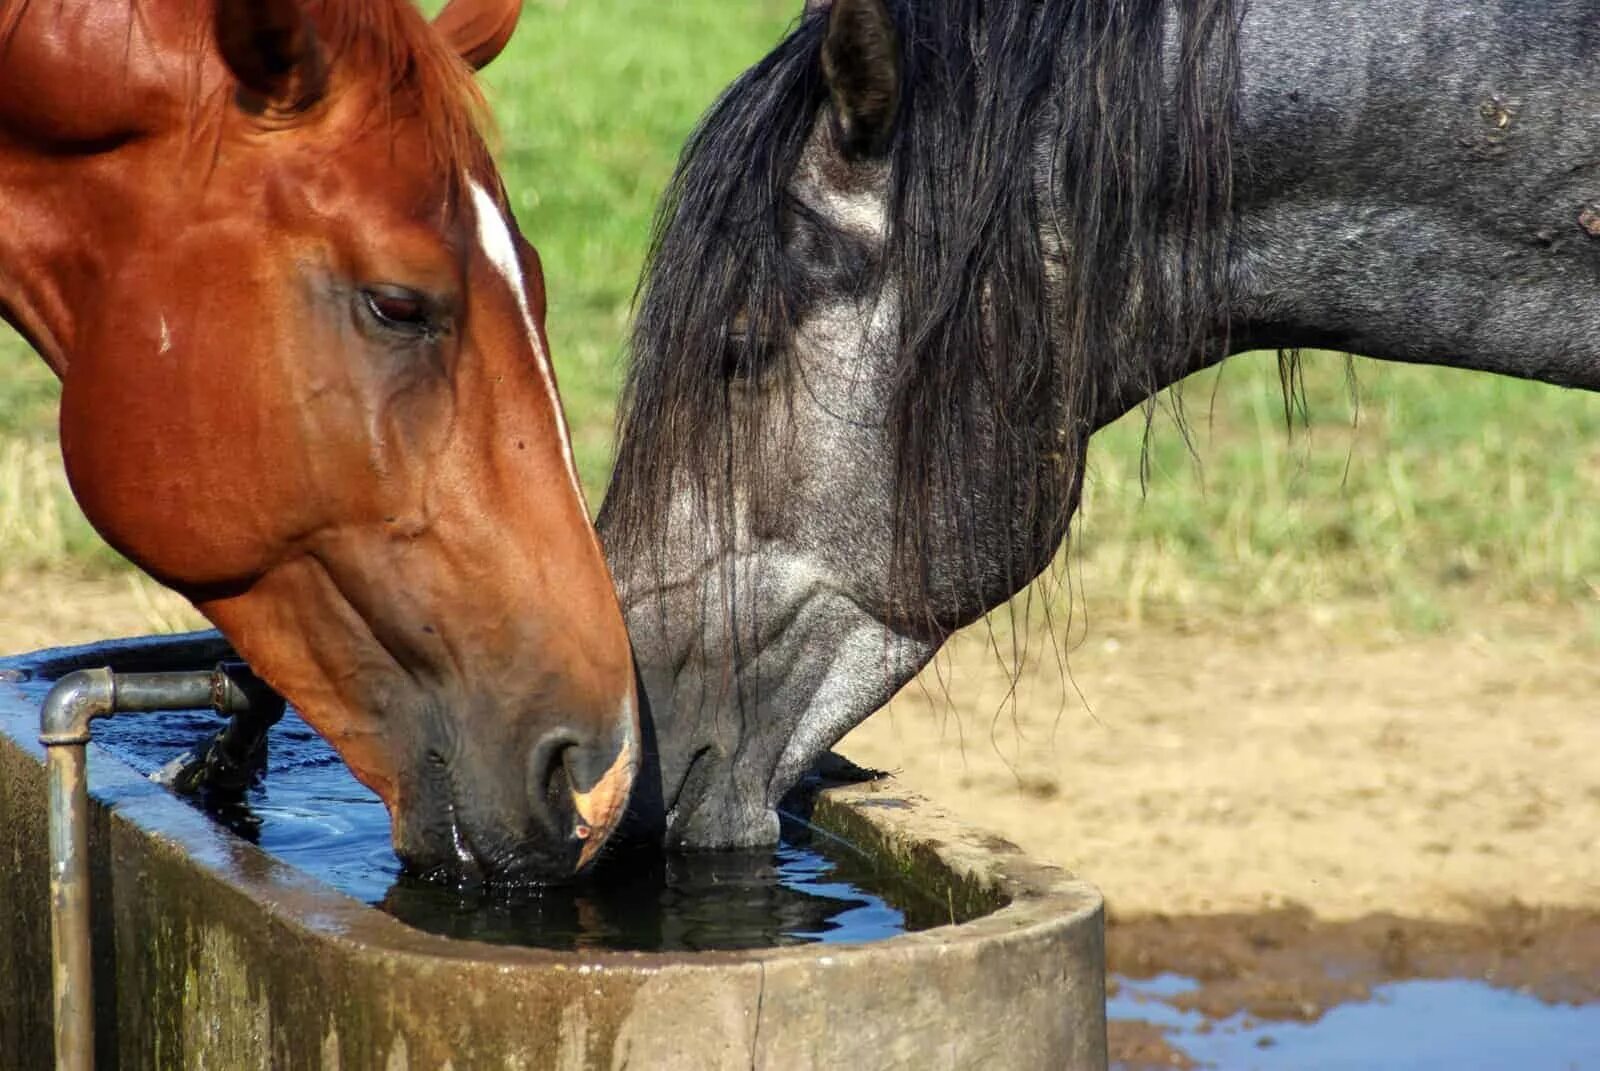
[0,438,118,572]
[0,570,203,655]
[0,381,202,654]
[1069,355,1600,632]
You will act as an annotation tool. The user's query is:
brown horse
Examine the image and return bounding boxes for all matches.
[0,0,638,884]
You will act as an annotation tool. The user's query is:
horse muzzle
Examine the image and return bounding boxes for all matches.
[390,711,639,886]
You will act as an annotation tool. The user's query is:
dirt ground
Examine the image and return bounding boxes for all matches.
[841,599,1600,923]
[5,570,1597,925]
[839,596,1600,1063]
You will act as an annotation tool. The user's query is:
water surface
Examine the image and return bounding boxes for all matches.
[93,706,946,952]
[1111,972,1600,1070]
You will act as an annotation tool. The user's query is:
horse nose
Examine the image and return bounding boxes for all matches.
[527,721,637,869]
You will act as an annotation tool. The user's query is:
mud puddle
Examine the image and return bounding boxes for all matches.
[1106,906,1600,1069]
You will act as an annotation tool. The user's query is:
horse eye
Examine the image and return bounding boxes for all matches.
[361,286,432,333]
[722,314,757,379]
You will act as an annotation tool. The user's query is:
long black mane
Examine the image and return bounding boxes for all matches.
[605,0,1241,626]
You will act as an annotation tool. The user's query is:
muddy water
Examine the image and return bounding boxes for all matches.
[1111,973,1600,1070]
[1107,909,1600,1069]
[91,707,949,952]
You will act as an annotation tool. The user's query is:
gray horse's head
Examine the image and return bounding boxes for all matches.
[600,0,1600,849]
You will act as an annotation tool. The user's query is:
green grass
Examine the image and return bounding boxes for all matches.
[1077,357,1600,627]
[2,0,1597,631]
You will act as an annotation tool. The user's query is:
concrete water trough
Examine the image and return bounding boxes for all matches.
[0,632,1107,1069]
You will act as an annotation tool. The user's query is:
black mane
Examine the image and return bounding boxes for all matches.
[604,0,1241,624]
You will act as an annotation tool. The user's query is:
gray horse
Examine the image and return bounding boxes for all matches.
[599,0,1600,849]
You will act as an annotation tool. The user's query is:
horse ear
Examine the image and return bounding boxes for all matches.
[214,0,327,114]
[434,0,524,71]
[820,0,900,158]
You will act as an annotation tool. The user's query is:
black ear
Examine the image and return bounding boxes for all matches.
[214,0,327,115]
[819,0,900,159]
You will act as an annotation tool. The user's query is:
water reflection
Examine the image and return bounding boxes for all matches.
[1110,974,1600,1071]
[94,705,939,952]
[379,834,906,952]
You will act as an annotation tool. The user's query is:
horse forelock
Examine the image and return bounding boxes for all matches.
[307,0,495,183]
[610,0,1242,622]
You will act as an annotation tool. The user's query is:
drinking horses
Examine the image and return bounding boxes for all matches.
[0,0,638,883]
[600,0,1600,847]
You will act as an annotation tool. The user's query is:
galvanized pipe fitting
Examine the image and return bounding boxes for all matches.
[38,668,116,747]
[38,664,279,1071]
[39,669,114,1071]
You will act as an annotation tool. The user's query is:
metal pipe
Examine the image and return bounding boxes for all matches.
[38,663,281,1071]
[152,664,285,796]
[39,669,115,1071]
[110,672,222,713]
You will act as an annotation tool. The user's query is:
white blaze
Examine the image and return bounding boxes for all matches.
[468,181,586,506]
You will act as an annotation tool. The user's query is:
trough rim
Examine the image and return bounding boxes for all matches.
[0,630,1101,975]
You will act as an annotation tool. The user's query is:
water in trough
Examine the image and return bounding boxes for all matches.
[91,706,948,953]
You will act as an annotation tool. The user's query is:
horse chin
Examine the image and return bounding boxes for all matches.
[389,789,587,888]
[665,802,781,852]
[393,838,585,889]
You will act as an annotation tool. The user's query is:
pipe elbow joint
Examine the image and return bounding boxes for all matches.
[39,668,116,747]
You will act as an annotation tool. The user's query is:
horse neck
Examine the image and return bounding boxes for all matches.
[0,0,203,374]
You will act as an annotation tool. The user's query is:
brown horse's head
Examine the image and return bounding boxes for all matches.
[0,0,637,883]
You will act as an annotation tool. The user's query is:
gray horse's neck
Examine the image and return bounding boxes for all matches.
[1188,0,1599,416]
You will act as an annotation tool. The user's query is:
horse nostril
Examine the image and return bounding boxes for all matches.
[527,725,636,864]
[527,729,579,838]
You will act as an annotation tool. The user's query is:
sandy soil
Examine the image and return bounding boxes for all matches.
[841,601,1600,922]
[5,570,1597,924]
[0,569,203,654]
